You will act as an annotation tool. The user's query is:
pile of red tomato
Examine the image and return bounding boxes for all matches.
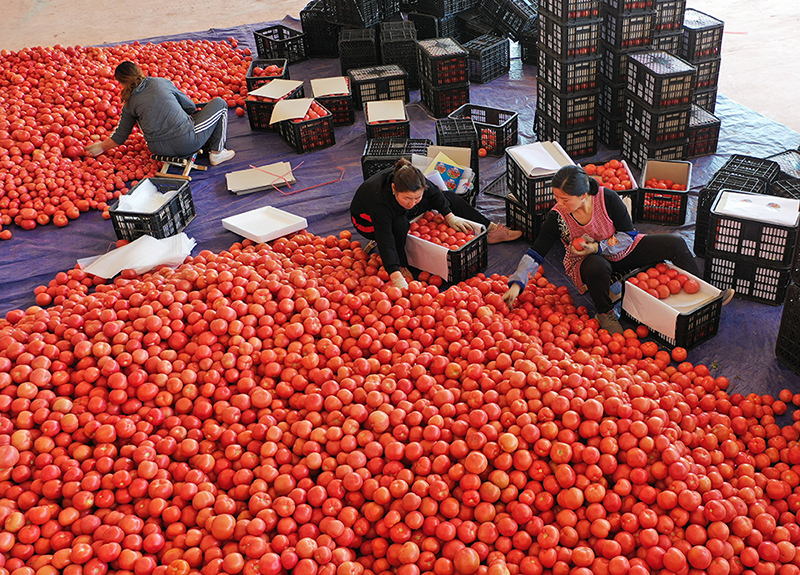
[583,161,634,192]
[2,228,800,575]
[410,211,476,250]
[627,263,701,300]
[0,39,252,238]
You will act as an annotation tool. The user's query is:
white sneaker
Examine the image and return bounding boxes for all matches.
[210,149,235,166]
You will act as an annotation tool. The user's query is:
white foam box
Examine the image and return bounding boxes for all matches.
[620,263,724,349]
[222,206,307,243]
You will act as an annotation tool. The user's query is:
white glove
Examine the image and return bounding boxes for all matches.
[569,234,600,256]
[445,213,473,234]
[391,272,408,290]
[85,142,105,157]
[503,284,521,309]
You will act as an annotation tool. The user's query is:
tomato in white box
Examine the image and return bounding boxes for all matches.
[621,262,724,349]
[405,213,487,283]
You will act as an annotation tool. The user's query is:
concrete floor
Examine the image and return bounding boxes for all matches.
[3,0,799,132]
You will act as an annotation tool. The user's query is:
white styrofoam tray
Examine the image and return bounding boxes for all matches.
[222,206,307,243]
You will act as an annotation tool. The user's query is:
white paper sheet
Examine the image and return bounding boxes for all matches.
[270,98,314,124]
[713,191,800,227]
[78,234,196,279]
[225,162,296,194]
[506,142,573,177]
[366,100,406,122]
[115,179,177,213]
[249,78,304,99]
[310,76,349,97]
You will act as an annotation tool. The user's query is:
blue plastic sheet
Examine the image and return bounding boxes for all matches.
[2,17,800,396]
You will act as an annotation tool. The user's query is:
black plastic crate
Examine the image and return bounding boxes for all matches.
[381,25,420,89]
[313,78,355,126]
[463,35,510,84]
[692,88,717,113]
[254,25,308,64]
[536,81,600,129]
[505,150,559,212]
[348,64,410,108]
[277,102,336,154]
[449,104,518,156]
[417,38,470,86]
[535,113,599,159]
[480,0,537,40]
[245,59,290,92]
[719,154,782,183]
[408,11,461,40]
[325,0,381,28]
[602,0,655,15]
[770,179,800,201]
[415,0,478,18]
[626,50,695,110]
[621,265,723,349]
[457,8,498,42]
[651,32,681,53]
[506,193,547,243]
[624,93,690,144]
[361,138,433,180]
[382,0,403,19]
[484,172,509,199]
[767,149,800,181]
[421,79,471,118]
[600,8,656,50]
[703,255,791,306]
[110,179,195,242]
[539,46,600,93]
[680,8,723,63]
[300,0,341,58]
[693,58,720,91]
[598,41,648,84]
[776,284,800,376]
[244,84,306,132]
[686,103,720,159]
[653,0,686,33]
[598,76,626,116]
[634,185,687,225]
[519,18,539,64]
[539,0,601,22]
[621,126,687,171]
[435,117,480,187]
[365,103,410,139]
[707,190,799,268]
[339,28,379,75]
[598,111,624,150]
[694,171,770,257]
[446,227,488,282]
[537,15,603,61]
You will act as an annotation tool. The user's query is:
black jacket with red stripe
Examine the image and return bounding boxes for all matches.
[350,168,452,274]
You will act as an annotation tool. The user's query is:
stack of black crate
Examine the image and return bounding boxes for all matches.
[772,175,800,375]
[408,0,480,42]
[536,0,603,159]
[417,37,471,118]
[381,21,420,89]
[650,0,685,53]
[620,50,696,171]
[479,0,538,42]
[596,0,654,151]
[680,8,724,113]
[301,0,342,58]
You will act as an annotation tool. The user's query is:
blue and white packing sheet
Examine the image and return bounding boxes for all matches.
[712,191,800,227]
[621,263,722,341]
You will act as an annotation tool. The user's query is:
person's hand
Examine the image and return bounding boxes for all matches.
[445,213,473,234]
[85,142,105,157]
[503,284,521,309]
[569,236,600,256]
[390,271,408,290]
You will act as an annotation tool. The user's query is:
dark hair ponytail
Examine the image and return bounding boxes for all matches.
[115,61,146,104]
[551,165,600,197]
[393,158,427,193]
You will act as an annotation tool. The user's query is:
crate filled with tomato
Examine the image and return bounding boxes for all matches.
[276,100,336,154]
[636,158,692,225]
[583,158,637,192]
[621,261,725,348]
[245,59,289,91]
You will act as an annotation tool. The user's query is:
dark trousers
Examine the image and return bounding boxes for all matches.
[580,234,700,314]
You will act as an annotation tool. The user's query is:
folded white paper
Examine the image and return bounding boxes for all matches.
[226,162,296,194]
[115,179,177,214]
[507,142,574,177]
[713,191,800,227]
[79,234,196,279]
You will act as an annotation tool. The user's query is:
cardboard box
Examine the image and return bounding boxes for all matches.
[640,159,692,190]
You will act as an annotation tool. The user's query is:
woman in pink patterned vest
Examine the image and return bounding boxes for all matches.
[502,165,719,334]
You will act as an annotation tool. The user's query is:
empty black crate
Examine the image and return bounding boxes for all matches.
[651,32,681,53]
[767,149,800,180]
[449,103,518,156]
[245,59,290,92]
[349,65,410,108]
[506,193,547,243]
[361,138,433,180]
[621,126,687,171]
[254,25,308,64]
[598,111,625,149]
[339,28,379,75]
[598,76,626,116]
[381,25,419,88]
[703,255,791,306]
[110,179,195,241]
[599,41,648,84]
[519,19,539,64]
[415,0,478,18]
[770,179,800,201]
[694,58,720,90]
[535,113,599,159]
[603,0,655,14]
[417,38,470,86]
[277,103,336,154]
[245,84,306,132]
[538,0,601,22]
[537,81,600,128]
[463,35,510,84]
[626,50,695,109]
[719,154,782,183]
[420,78,470,118]
[301,0,341,57]
[694,171,770,257]
[686,103,720,159]
[707,190,799,268]
[435,117,480,186]
[653,0,686,33]
[681,8,723,63]
[313,78,355,126]
[457,8,498,42]
[624,93,690,144]
[408,11,460,40]
[776,284,800,376]
[325,0,381,28]
[539,46,600,93]
[537,14,603,60]
[480,0,537,40]
[692,88,717,113]
[600,8,656,50]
